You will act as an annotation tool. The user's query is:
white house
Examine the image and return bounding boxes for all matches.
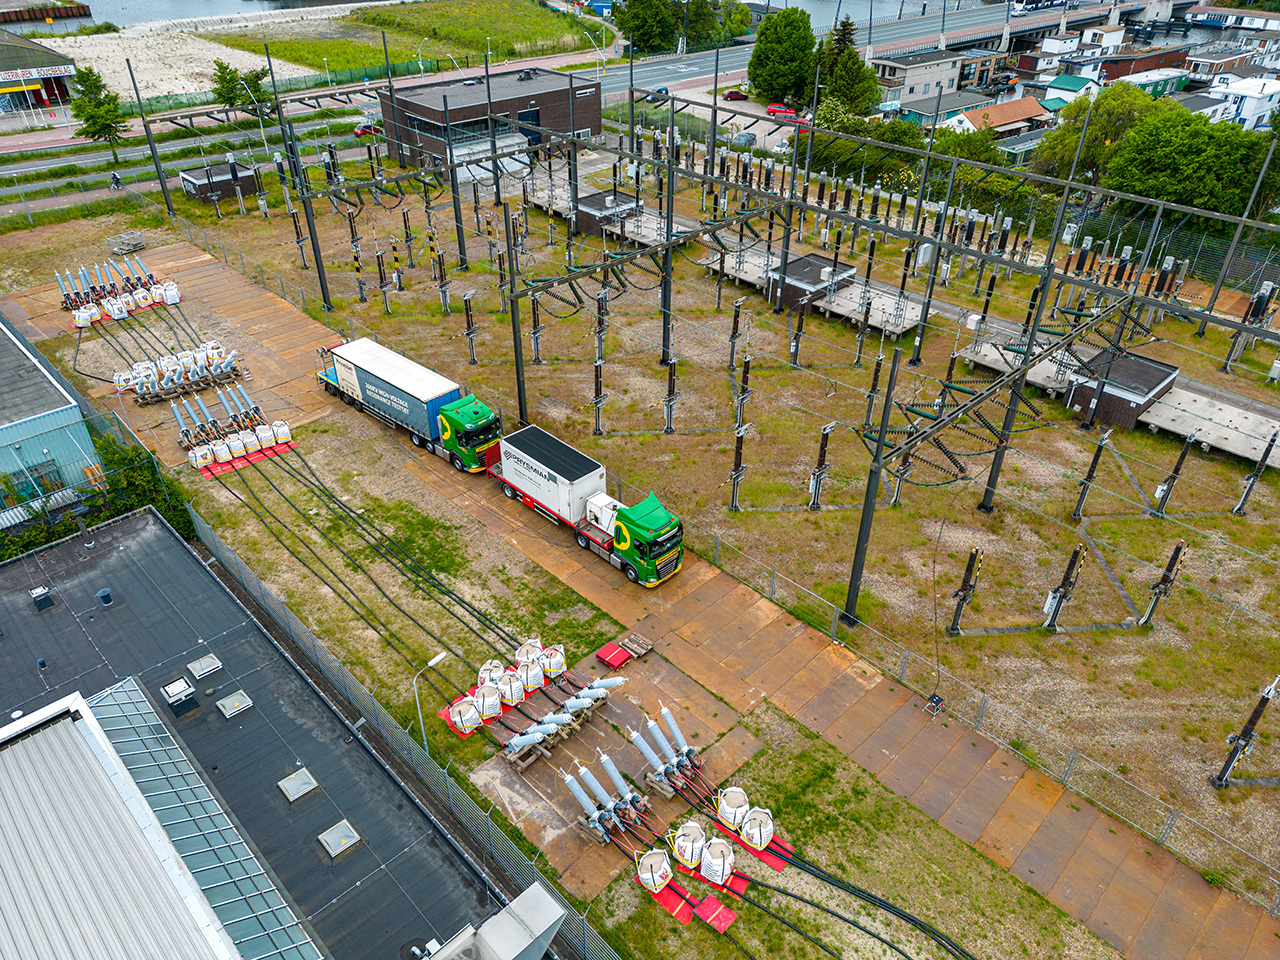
[1081,23,1126,52]
[1045,74,1101,102]
[1176,92,1232,122]
[1185,43,1257,80]
[1211,76,1280,129]
[1241,30,1280,67]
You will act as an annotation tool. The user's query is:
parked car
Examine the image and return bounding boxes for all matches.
[766,103,794,117]
[722,89,748,101]
[354,122,382,137]
[646,86,669,103]
[773,138,792,154]
[730,132,757,150]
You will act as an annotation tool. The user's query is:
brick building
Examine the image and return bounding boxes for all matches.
[378,68,601,171]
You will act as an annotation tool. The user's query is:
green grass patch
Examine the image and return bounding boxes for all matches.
[351,0,604,58]
[205,34,424,74]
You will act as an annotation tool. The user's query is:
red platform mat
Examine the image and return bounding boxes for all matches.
[637,878,695,925]
[198,441,297,477]
[712,820,791,872]
[694,895,738,932]
[596,642,632,670]
[674,861,749,899]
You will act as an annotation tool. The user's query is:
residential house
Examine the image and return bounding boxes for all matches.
[995,127,1047,166]
[1121,67,1191,97]
[1185,6,1280,32]
[1175,91,1232,122]
[957,47,1004,89]
[1211,75,1280,129]
[1059,55,1104,81]
[1184,43,1256,80]
[897,89,995,127]
[1241,30,1280,67]
[1100,43,1192,81]
[1017,31,1084,82]
[943,96,1052,137]
[870,49,962,106]
[742,2,777,27]
[1045,73,1100,102]
[1081,23,1126,53]
[1218,63,1280,83]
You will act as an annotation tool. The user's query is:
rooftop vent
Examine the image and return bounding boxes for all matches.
[216,689,253,719]
[30,586,53,611]
[278,768,319,803]
[96,588,113,607]
[318,819,361,859]
[187,653,223,680]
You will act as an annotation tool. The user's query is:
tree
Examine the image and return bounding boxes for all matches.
[719,0,750,39]
[832,48,880,115]
[815,96,860,133]
[240,67,271,117]
[684,0,719,48]
[1102,108,1280,232]
[933,127,1003,165]
[1030,82,1177,184]
[747,7,815,103]
[616,0,677,53]
[211,59,242,115]
[70,66,128,164]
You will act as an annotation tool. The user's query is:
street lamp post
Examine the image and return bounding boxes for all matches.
[415,37,430,77]
[584,30,605,78]
[412,652,450,749]
[323,57,332,88]
[239,80,270,160]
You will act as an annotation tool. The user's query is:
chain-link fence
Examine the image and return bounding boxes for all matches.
[187,506,623,960]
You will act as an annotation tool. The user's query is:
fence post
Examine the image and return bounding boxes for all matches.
[768,568,775,599]
[830,606,840,637]
[897,650,911,682]
[713,534,719,566]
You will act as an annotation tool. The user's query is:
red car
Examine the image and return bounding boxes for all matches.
[766,103,794,117]
[722,89,748,101]
[354,122,383,137]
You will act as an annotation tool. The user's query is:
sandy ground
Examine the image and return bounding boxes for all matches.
[43,31,313,97]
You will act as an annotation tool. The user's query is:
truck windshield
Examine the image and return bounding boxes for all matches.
[636,522,683,559]
[461,418,501,448]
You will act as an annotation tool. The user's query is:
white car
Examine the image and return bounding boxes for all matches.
[773,138,792,154]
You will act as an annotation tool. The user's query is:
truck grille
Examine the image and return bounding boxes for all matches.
[656,549,681,579]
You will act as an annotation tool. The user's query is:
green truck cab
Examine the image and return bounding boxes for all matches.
[601,492,684,586]
[436,396,502,472]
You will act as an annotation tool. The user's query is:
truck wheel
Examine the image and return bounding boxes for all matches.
[341,393,354,405]
[411,433,424,447]
[575,531,589,549]
[451,454,465,472]
[353,401,363,413]
[502,483,517,500]
[325,383,338,397]
[623,564,640,584]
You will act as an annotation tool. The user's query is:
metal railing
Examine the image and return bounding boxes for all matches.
[187,506,624,960]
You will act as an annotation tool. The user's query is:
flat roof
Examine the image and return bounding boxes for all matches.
[1178,93,1228,110]
[899,89,995,115]
[996,127,1048,152]
[332,337,460,402]
[767,252,860,288]
[503,424,600,482]
[0,700,232,960]
[876,48,958,66]
[1076,349,1179,397]
[0,508,495,960]
[395,67,599,113]
[0,317,73,427]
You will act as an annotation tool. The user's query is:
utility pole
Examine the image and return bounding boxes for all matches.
[947,547,982,635]
[844,348,902,625]
[1212,675,1280,789]
[1138,539,1184,627]
[503,202,528,425]
[1042,543,1086,632]
[1152,429,1198,518]
[126,59,173,217]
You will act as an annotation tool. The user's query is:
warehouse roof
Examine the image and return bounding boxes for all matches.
[396,67,598,112]
[0,508,495,960]
[0,316,74,428]
[0,698,233,960]
[0,28,74,72]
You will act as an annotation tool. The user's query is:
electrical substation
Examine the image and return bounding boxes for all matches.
[8,48,1280,960]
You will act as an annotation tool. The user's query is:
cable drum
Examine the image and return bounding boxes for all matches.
[739,807,774,850]
[474,683,502,719]
[517,659,545,692]
[538,643,566,678]
[700,837,735,886]
[670,821,705,868]
[716,786,750,828]
[449,697,482,733]
[477,658,507,687]
[496,671,525,706]
[637,849,673,893]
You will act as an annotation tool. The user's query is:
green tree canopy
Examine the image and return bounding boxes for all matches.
[831,48,880,115]
[804,116,925,184]
[933,127,1003,165]
[211,59,241,115]
[684,0,719,47]
[747,7,815,103]
[69,66,128,163]
[616,0,677,53]
[1102,108,1280,232]
[1030,82,1177,184]
[719,0,751,38]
